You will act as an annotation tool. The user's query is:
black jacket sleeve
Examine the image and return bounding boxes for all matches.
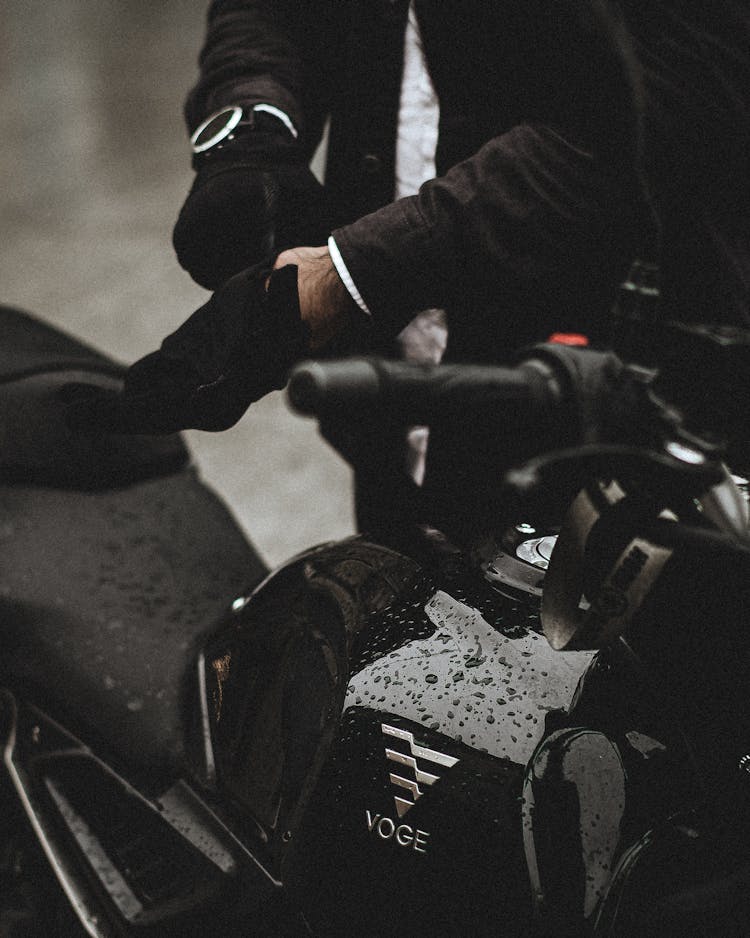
[332,123,643,343]
[184,0,345,158]
[328,0,646,345]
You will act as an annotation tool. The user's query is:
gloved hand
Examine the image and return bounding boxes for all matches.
[70,261,309,435]
[173,121,330,291]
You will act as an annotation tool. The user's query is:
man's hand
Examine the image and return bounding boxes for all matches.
[173,116,330,291]
[70,261,310,435]
[274,246,359,350]
[68,248,361,436]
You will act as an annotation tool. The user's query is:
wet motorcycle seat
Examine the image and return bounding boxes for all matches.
[0,304,188,488]
[0,472,267,784]
[0,305,268,782]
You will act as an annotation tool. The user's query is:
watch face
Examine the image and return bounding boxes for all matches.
[191,106,243,154]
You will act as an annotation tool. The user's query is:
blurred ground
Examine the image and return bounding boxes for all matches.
[0,0,354,567]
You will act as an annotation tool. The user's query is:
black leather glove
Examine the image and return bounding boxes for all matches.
[173,119,330,291]
[71,262,309,435]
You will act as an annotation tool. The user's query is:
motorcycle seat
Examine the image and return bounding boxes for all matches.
[0,305,188,488]
[0,305,268,783]
[0,469,267,784]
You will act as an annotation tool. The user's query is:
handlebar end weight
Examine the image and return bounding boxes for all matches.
[287,361,327,415]
[288,360,381,416]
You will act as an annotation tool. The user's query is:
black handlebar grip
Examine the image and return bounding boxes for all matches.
[288,356,564,426]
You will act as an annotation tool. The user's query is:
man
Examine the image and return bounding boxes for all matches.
[98,1,749,435]
[174,1,641,358]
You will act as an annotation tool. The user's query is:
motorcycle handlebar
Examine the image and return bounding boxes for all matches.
[287,356,566,427]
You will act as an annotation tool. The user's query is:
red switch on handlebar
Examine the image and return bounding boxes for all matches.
[547,333,589,346]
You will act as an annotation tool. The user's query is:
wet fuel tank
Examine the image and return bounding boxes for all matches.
[199,527,594,935]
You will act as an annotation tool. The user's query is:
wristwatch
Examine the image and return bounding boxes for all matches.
[190,104,298,161]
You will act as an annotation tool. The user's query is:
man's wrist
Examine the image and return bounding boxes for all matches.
[190,103,298,168]
[251,104,298,140]
[274,246,359,350]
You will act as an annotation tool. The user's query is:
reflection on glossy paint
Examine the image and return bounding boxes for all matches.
[211,654,231,723]
[345,590,592,766]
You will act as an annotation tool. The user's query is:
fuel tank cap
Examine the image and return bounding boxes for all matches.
[515,535,557,570]
[481,534,558,601]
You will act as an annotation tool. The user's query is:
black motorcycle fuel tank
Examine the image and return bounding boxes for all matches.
[200,534,594,935]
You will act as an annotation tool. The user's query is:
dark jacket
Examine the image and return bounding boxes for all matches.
[186,1,750,360]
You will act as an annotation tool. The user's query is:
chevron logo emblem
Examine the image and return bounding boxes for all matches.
[381,723,459,818]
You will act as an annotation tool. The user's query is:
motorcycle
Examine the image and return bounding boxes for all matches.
[1,299,749,937]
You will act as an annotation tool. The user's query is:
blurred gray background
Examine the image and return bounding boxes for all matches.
[0,0,354,567]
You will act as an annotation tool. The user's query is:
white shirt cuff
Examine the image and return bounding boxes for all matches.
[327,236,372,316]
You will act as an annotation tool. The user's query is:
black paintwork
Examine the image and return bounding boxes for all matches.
[201,535,594,934]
